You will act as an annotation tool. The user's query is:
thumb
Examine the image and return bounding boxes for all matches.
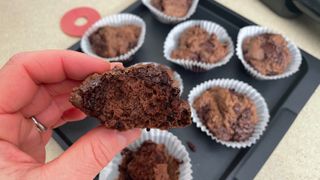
[42,127,141,179]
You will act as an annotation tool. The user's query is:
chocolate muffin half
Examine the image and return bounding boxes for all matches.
[70,64,191,130]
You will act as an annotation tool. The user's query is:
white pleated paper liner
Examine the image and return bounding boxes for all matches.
[164,20,234,72]
[188,79,270,148]
[99,129,193,180]
[81,13,146,62]
[134,62,184,95]
[142,0,199,24]
[236,25,302,80]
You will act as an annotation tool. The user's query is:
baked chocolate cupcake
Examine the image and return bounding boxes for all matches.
[142,0,199,24]
[81,14,146,62]
[193,87,258,142]
[70,64,191,131]
[118,140,180,180]
[188,79,269,148]
[164,20,234,72]
[99,129,193,180]
[242,33,291,76]
[236,25,302,80]
[89,25,141,58]
[171,25,228,64]
[151,0,192,17]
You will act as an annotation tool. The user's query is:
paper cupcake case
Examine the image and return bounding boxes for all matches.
[188,79,270,148]
[134,62,184,95]
[81,13,146,62]
[236,25,302,80]
[99,129,193,180]
[164,20,234,72]
[142,0,199,24]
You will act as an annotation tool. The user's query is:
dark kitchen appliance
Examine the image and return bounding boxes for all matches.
[262,0,320,23]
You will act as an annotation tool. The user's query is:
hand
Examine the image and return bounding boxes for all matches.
[0,50,141,180]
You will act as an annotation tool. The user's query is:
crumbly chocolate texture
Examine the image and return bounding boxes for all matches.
[242,33,291,76]
[193,87,258,141]
[89,25,141,58]
[171,26,228,64]
[152,0,192,17]
[118,140,180,180]
[70,64,191,131]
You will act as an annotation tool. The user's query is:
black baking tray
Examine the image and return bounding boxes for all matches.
[53,1,320,179]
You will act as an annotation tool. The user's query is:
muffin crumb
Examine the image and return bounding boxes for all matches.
[187,141,196,152]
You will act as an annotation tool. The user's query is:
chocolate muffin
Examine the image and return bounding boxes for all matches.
[242,33,291,76]
[118,140,180,180]
[89,25,141,58]
[193,87,258,141]
[152,0,192,17]
[70,64,191,131]
[171,25,228,64]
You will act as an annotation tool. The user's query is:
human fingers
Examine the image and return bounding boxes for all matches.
[32,94,74,129]
[35,128,141,179]
[0,50,111,114]
[24,62,122,128]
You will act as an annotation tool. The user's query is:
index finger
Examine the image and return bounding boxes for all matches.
[0,50,111,113]
[10,50,111,83]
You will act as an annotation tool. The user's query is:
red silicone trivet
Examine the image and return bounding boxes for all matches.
[60,7,101,37]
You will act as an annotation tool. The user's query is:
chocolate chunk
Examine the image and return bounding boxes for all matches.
[233,103,241,114]
[187,141,196,152]
[242,33,291,75]
[70,64,192,131]
[121,148,131,156]
[193,87,258,142]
